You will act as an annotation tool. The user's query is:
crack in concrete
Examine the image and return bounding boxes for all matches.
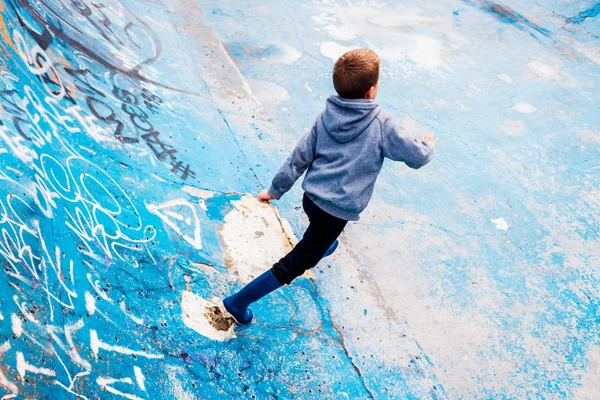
[286,12,328,67]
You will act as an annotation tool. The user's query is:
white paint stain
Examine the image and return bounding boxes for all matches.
[514,102,536,114]
[96,377,142,400]
[165,365,195,400]
[270,44,302,64]
[134,366,146,391]
[497,73,513,83]
[246,79,291,105]
[5,167,22,176]
[84,292,96,316]
[150,173,167,182]
[219,195,297,283]
[16,352,56,379]
[119,302,144,325]
[181,291,236,342]
[320,41,357,62]
[0,341,17,395]
[490,217,509,231]
[183,186,214,200]
[573,346,600,398]
[90,330,163,359]
[11,314,22,338]
[318,6,455,69]
[527,61,558,78]
[576,129,600,144]
[407,35,444,68]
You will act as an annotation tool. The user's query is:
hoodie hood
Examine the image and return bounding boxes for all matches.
[321,95,381,143]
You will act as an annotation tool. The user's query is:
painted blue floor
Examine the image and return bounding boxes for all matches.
[0,0,598,399]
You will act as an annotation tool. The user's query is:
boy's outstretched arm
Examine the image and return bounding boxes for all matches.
[259,126,317,204]
[381,115,437,169]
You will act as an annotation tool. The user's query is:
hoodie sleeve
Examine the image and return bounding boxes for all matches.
[268,125,317,199]
[381,114,435,169]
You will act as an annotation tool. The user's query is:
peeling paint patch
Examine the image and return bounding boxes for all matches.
[320,41,357,62]
[490,217,509,231]
[219,195,296,282]
[10,314,22,338]
[180,291,236,342]
[514,102,536,113]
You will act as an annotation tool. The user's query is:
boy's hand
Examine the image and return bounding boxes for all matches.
[421,133,439,146]
[258,189,274,204]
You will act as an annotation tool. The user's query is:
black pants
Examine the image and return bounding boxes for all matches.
[271,194,348,285]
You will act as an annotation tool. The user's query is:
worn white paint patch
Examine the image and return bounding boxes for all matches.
[573,346,600,398]
[490,217,509,231]
[498,73,513,83]
[150,173,166,182]
[406,35,443,68]
[97,376,141,400]
[219,195,297,282]
[134,366,146,391]
[0,340,17,395]
[84,291,96,316]
[11,314,22,338]
[576,129,600,144]
[317,6,457,70]
[501,120,525,136]
[272,44,302,64]
[320,41,357,62]
[514,102,536,113]
[181,291,235,342]
[16,352,55,379]
[165,365,195,400]
[90,330,163,359]
[574,43,600,65]
[246,79,290,105]
[183,186,214,200]
[527,61,558,78]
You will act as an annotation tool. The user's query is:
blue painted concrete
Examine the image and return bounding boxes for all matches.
[0,0,598,399]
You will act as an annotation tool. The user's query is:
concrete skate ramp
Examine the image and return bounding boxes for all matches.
[0,0,441,398]
[0,0,599,399]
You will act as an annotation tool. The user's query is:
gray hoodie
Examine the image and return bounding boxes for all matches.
[268,95,435,221]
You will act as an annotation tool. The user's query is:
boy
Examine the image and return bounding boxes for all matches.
[223,49,437,325]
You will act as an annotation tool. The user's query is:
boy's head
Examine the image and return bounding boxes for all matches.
[333,49,380,100]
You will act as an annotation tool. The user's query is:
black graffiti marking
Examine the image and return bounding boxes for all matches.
[71,0,125,48]
[169,160,195,181]
[0,89,26,116]
[85,96,137,143]
[141,130,177,162]
[7,0,201,96]
[112,88,193,180]
[113,87,153,132]
[64,67,107,99]
[141,88,162,115]
[7,0,53,50]
[0,89,36,141]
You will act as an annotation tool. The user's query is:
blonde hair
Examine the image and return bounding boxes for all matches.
[333,49,380,99]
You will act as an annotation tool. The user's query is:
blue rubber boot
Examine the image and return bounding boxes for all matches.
[223,270,283,325]
[323,240,339,258]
